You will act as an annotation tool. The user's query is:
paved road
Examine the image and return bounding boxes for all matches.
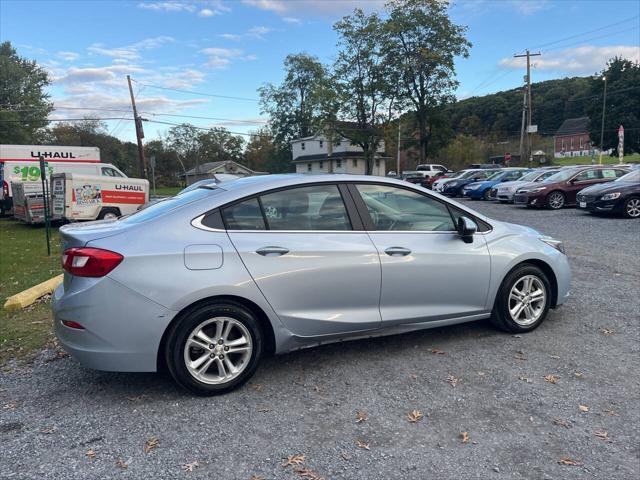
[1,200,639,479]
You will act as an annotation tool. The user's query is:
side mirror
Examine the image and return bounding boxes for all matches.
[457,216,477,244]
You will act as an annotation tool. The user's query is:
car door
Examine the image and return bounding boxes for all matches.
[350,183,491,326]
[224,183,382,337]
[566,168,604,203]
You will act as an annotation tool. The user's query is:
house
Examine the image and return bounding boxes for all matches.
[554,117,592,158]
[180,160,266,185]
[291,133,389,176]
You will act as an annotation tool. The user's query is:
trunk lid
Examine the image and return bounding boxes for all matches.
[59,219,132,249]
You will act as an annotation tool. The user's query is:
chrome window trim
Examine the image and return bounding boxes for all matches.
[191,214,225,232]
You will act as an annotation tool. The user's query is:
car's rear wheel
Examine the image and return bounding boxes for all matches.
[97,207,120,220]
[546,191,565,210]
[165,301,263,395]
[490,264,551,333]
[623,197,640,218]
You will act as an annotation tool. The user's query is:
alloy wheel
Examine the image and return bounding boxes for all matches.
[103,212,118,220]
[508,275,547,326]
[183,317,253,385]
[548,192,565,209]
[626,198,640,218]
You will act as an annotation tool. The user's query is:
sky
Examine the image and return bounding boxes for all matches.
[1,0,639,144]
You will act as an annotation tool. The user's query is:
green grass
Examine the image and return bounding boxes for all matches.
[551,153,640,166]
[152,186,182,196]
[0,217,62,364]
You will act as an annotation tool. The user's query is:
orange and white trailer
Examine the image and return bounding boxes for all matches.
[51,173,149,221]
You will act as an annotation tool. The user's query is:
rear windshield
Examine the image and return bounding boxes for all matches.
[617,169,640,182]
[120,188,221,224]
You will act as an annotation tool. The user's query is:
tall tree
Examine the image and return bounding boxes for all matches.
[383,0,471,162]
[258,53,326,150]
[0,41,53,143]
[245,127,293,173]
[586,57,639,155]
[333,9,395,175]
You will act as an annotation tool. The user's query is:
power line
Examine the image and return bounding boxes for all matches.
[543,25,640,52]
[130,78,259,102]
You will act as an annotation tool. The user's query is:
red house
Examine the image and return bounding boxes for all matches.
[554,117,592,158]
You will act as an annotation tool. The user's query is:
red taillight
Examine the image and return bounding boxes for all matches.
[2,181,8,197]
[62,247,123,277]
[62,320,85,329]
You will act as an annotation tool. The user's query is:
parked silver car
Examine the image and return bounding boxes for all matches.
[53,174,570,395]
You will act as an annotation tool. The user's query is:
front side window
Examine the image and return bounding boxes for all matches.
[355,184,455,232]
[222,198,266,230]
[260,185,351,231]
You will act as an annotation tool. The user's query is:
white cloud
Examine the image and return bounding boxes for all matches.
[282,16,302,24]
[88,36,174,61]
[219,25,274,41]
[198,8,215,16]
[57,51,79,61]
[508,0,551,15]
[201,47,248,68]
[241,0,385,16]
[138,1,196,12]
[138,1,229,16]
[500,45,640,74]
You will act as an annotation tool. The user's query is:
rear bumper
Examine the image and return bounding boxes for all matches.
[52,276,176,372]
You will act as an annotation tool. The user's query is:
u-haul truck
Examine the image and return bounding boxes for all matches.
[51,173,149,222]
[0,144,104,215]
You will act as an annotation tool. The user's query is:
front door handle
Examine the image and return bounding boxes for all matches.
[384,246,411,257]
[256,246,290,257]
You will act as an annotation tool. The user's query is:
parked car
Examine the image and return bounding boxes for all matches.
[53,174,570,395]
[492,169,560,203]
[432,169,481,193]
[514,166,629,209]
[416,164,451,178]
[462,168,531,200]
[440,169,501,197]
[576,169,640,218]
[423,170,449,189]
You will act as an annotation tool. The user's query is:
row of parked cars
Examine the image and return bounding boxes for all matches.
[428,164,640,218]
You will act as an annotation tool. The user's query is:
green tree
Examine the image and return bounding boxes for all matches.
[0,41,53,143]
[586,57,639,155]
[258,53,326,150]
[333,9,395,175]
[245,127,293,173]
[383,0,471,162]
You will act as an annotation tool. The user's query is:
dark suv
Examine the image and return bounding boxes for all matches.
[514,166,629,209]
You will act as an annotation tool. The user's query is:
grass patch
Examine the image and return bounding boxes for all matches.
[152,186,183,196]
[551,153,640,166]
[0,217,62,364]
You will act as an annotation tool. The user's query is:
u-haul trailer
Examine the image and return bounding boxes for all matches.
[0,144,102,215]
[51,173,149,222]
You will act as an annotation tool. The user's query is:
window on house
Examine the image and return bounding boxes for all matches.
[301,142,306,150]
[570,137,574,149]
[336,159,342,168]
[561,139,565,150]
[319,161,323,169]
[353,159,358,167]
[580,137,584,149]
[307,163,312,172]
[319,140,323,148]
[335,139,341,146]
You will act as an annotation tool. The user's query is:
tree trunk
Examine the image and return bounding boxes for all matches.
[417,110,427,163]
[365,147,373,175]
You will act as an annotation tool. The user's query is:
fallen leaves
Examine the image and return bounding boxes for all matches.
[86,448,96,460]
[355,440,370,450]
[518,376,532,383]
[355,410,368,423]
[552,418,572,428]
[558,457,580,466]
[430,347,445,355]
[282,454,305,468]
[250,476,265,480]
[603,409,618,416]
[600,328,614,336]
[295,467,324,480]
[126,395,145,402]
[409,373,418,380]
[579,405,589,413]
[257,407,272,413]
[40,425,56,434]
[144,436,160,454]
[543,374,559,384]
[182,461,199,472]
[460,431,469,444]
[2,400,18,410]
[445,375,460,388]
[514,350,527,361]
[116,458,128,469]
[406,410,424,423]
[594,431,609,441]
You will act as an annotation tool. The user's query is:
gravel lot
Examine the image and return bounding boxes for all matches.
[1,200,639,480]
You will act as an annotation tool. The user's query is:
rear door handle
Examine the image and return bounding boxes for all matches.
[384,246,412,257]
[256,246,290,257]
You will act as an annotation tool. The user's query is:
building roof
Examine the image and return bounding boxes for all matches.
[182,160,256,176]
[292,151,390,164]
[555,117,590,137]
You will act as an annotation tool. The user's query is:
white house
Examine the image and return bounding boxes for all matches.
[291,133,388,176]
[180,160,266,185]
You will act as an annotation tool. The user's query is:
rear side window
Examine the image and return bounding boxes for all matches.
[223,198,266,230]
[260,185,351,231]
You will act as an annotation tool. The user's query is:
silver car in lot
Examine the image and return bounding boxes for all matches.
[493,169,560,203]
[53,174,570,395]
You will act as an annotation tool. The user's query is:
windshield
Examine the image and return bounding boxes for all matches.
[120,188,221,224]
[543,169,577,183]
[485,171,503,180]
[518,171,542,182]
[459,170,479,179]
[617,169,640,182]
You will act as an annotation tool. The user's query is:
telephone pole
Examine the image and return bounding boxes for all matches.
[127,75,147,178]
[514,50,541,164]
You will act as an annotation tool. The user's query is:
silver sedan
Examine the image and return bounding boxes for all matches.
[53,174,571,395]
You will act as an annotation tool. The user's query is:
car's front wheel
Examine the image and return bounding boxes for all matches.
[546,191,565,210]
[623,197,640,218]
[165,301,263,395]
[490,264,551,333]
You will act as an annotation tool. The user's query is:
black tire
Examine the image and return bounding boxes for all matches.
[164,301,263,395]
[546,191,565,210]
[622,196,640,219]
[490,264,551,333]
[483,189,491,201]
[97,207,121,220]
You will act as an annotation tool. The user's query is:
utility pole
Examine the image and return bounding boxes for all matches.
[598,76,607,165]
[127,75,147,178]
[518,89,527,160]
[514,50,541,164]
[396,119,401,175]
